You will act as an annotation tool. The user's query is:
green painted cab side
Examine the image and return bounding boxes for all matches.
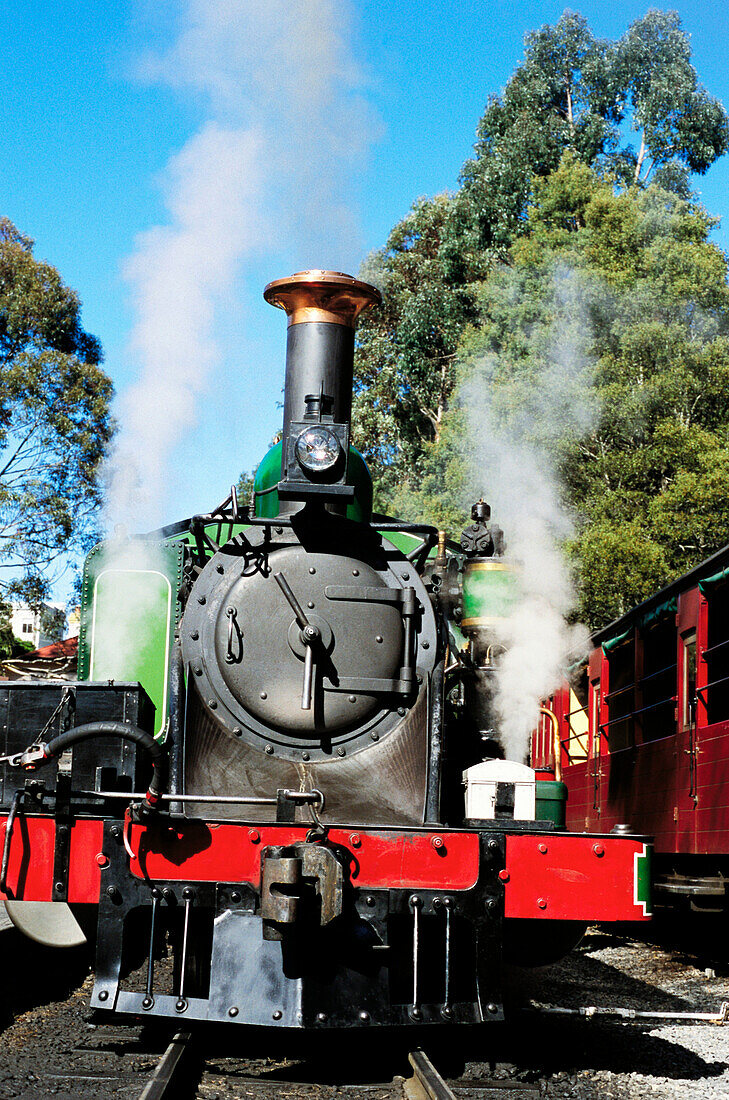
[77,541,184,738]
[253,441,374,523]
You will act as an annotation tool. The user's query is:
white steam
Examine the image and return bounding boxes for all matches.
[105,0,378,531]
[461,266,597,762]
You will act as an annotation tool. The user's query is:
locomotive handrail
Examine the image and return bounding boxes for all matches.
[83,792,279,805]
[603,682,635,703]
[562,704,588,720]
[700,637,729,659]
[559,732,590,762]
[695,675,729,696]
[599,694,678,731]
[637,661,677,686]
[76,789,325,807]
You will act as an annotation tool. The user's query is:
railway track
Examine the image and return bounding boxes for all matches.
[1,926,729,1098]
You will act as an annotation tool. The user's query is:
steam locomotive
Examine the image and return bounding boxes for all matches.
[0,272,649,1029]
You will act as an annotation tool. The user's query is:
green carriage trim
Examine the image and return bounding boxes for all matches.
[634,843,652,917]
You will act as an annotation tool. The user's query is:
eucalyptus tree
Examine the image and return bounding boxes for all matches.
[0,218,114,604]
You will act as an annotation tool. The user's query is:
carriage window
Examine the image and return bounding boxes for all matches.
[705,583,729,724]
[591,679,601,755]
[565,668,589,761]
[605,637,635,751]
[682,631,696,729]
[639,618,677,742]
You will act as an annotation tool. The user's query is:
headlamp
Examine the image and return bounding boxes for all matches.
[294,426,342,473]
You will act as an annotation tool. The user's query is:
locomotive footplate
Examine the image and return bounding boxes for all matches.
[90,820,504,1027]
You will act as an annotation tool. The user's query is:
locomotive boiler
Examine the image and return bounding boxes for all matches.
[0,271,650,1029]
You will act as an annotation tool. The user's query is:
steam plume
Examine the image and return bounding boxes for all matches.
[460,266,597,761]
[105,0,378,530]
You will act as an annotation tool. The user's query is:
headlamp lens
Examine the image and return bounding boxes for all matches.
[295,426,341,473]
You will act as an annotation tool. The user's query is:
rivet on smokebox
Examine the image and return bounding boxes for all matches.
[593,844,605,857]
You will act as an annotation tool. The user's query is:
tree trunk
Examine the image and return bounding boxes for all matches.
[566,80,575,142]
[634,132,646,183]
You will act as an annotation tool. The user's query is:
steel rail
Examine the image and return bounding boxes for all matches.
[525,1002,729,1024]
[138,1030,194,1100]
[403,1050,457,1100]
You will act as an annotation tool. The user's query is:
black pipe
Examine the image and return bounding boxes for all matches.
[167,636,186,813]
[0,788,24,896]
[44,721,163,763]
[425,657,446,825]
[44,722,167,805]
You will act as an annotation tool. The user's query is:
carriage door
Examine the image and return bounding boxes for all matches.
[675,590,700,854]
[587,647,606,831]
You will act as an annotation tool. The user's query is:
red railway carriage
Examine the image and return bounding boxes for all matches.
[533,544,729,911]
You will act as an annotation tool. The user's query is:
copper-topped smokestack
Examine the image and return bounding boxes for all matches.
[264,269,381,328]
[264,271,380,512]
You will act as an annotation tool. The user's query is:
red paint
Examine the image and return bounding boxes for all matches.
[505,835,650,921]
[498,869,510,882]
[129,825,481,890]
[68,820,103,903]
[0,817,102,902]
[0,816,55,900]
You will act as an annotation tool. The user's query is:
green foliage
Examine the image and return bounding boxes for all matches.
[458,164,729,625]
[353,195,474,502]
[236,469,256,509]
[455,12,621,262]
[617,10,729,187]
[354,10,729,627]
[0,218,114,601]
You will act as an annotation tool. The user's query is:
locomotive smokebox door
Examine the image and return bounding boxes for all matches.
[181,514,439,824]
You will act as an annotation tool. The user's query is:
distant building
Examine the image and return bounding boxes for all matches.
[66,606,81,639]
[0,636,78,681]
[11,602,66,650]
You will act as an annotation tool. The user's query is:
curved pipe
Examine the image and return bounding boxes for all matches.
[44,722,167,806]
[539,706,562,782]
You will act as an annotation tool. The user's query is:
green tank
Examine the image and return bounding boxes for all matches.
[535,779,568,828]
[461,559,519,632]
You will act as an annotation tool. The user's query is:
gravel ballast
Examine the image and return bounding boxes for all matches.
[0,920,727,1097]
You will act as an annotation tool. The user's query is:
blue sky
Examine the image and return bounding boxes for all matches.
[3,0,729,541]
